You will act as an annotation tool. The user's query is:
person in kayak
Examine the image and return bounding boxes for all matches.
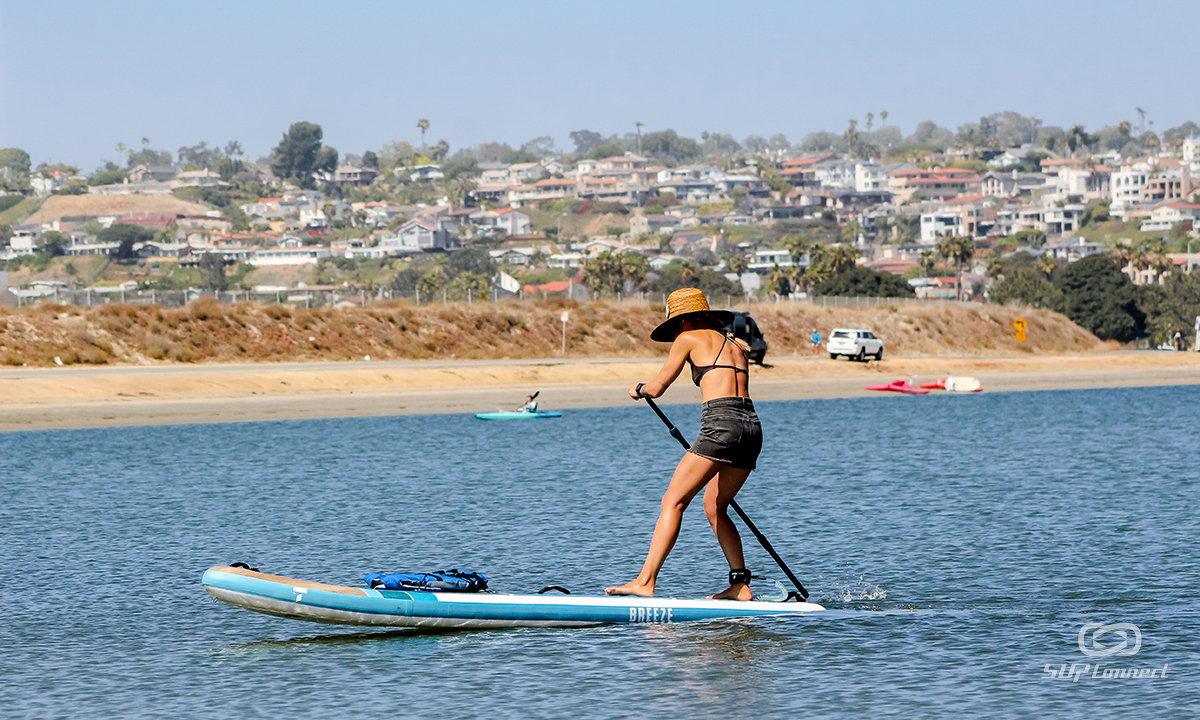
[515,394,538,413]
[606,288,762,601]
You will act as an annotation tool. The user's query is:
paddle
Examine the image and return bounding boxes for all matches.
[635,385,810,602]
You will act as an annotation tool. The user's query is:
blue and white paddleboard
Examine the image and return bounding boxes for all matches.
[202,566,824,629]
[474,411,562,420]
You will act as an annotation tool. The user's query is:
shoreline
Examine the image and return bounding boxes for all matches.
[2,352,1197,432]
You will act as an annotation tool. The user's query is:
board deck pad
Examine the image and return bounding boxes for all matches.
[202,566,824,629]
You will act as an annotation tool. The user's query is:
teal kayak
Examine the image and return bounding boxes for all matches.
[475,411,562,420]
[202,566,824,629]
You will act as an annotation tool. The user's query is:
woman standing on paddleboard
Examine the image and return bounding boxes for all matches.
[607,288,761,601]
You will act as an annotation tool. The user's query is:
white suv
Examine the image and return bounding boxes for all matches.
[827,328,884,361]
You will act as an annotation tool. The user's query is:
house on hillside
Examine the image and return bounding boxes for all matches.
[379,218,454,253]
[981,170,1048,197]
[333,166,378,186]
[887,168,981,202]
[128,164,177,183]
[629,213,677,235]
[470,208,531,236]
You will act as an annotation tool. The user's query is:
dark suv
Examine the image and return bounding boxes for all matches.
[725,311,768,365]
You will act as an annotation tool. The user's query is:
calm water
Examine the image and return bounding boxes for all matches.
[2,386,1197,718]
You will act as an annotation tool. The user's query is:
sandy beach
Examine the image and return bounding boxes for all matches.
[1,351,1197,431]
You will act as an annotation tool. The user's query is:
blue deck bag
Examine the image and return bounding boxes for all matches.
[364,569,489,593]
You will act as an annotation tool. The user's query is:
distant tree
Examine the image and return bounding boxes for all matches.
[728,253,749,275]
[569,130,605,156]
[990,267,1065,309]
[89,169,128,186]
[431,140,450,162]
[55,179,88,195]
[865,112,874,132]
[446,246,496,277]
[99,224,155,261]
[379,140,416,168]
[224,140,244,158]
[0,224,11,249]
[177,141,220,168]
[799,131,844,154]
[271,122,327,189]
[126,148,174,169]
[361,150,379,169]
[813,267,915,297]
[844,119,859,157]
[920,250,937,277]
[35,230,69,256]
[879,110,888,127]
[1054,253,1146,342]
[639,129,701,162]
[743,136,768,154]
[0,148,32,174]
[214,157,245,182]
[199,252,228,292]
[417,118,430,148]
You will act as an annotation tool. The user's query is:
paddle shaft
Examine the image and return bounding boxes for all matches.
[637,389,809,601]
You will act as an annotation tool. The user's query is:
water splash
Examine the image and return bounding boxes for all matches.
[828,575,888,602]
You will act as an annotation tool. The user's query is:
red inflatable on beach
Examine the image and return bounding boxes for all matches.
[918,376,983,393]
[866,380,929,395]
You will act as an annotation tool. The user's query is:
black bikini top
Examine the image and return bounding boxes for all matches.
[689,332,749,387]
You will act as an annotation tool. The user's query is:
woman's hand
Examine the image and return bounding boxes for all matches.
[629,382,646,400]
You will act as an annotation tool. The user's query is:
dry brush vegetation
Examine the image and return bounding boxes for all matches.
[0,299,1107,367]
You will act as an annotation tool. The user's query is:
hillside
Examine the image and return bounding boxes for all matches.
[24,194,212,224]
[0,300,1107,367]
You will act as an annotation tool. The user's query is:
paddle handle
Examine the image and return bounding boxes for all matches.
[637,390,810,601]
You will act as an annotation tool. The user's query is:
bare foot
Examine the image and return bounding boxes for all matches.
[706,583,753,601]
[605,580,655,597]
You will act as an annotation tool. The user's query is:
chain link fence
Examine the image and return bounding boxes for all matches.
[10,286,977,310]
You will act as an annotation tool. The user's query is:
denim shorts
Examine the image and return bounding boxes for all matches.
[689,397,763,470]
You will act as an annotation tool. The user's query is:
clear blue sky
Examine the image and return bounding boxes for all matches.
[2,0,1197,170]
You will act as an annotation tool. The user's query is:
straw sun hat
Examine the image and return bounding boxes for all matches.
[650,288,735,342]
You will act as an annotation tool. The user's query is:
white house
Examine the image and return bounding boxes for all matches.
[1043,237,1106,261]
[470,208,530,236]
[1183,135,1200,163]
[252,246,332,265]
[1140,201,1200,232]
[920,212,963,241]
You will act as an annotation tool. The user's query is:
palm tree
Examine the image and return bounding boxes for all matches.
[865,112,874,132]
[1036,253,1057,277]
[920,250,937,278]
[880,110,888,127]
[781,235,812,265]
[620,251,649,290]
[678,259,700,286]
[767,266,791,296]
[1136,107,1146,136]
[951,236,975,298]
[829,245,860,275]
[728,253,749,275]
[634,121,644,155]
[417,118,430,149]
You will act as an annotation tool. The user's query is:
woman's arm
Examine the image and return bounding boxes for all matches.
[630,335,691,399]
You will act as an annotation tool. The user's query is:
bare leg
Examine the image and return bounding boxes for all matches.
[606,452,721,597]
[703,465,753,600]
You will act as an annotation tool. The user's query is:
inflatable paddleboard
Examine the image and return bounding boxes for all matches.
[474,411,562,420]
[918,376,983,393]
[202,566,824,629]
[866,380,929,395]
